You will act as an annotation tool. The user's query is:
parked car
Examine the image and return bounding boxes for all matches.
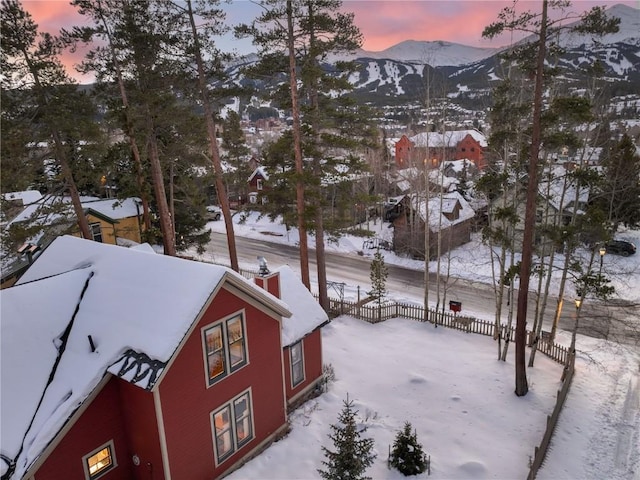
[605,240,636,257]
[205,205,222,221]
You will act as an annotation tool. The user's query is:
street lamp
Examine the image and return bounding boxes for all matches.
[599,246,606,274]
[570,298,582,353]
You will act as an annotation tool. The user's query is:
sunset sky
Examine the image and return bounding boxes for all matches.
[20,0,640,81]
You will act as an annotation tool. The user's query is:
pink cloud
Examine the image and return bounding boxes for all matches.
[344,0,638,51]
[19,0,639,82]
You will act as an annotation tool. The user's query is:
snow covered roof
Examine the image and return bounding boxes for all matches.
[412,191,476,229]
[8,196,142,226]
[275,265,329,346]
[539,166,590,214]
[247,166,269,182]
[1,236,291,479]
[1,190,43,205]
[409,129,488,149]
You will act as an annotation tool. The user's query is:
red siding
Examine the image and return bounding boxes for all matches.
[35,378,133,480]
[456,134,485,169]
[254,273,281,298]
[394,135,413,168]
[117,379,164,479]
[284,330,323,402]
[157,287,286,479]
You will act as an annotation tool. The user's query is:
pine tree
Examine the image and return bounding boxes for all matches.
[389,422,428,476]
[598,134,640,228]
[369,250,388,303]
[1,0,93,240]
[221,110,251,203]
[318,396,376,480]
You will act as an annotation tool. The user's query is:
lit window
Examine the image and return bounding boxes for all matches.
[90,223,103,243]
[83,440,116,479]
[203,314,247,386]
[290,341,305,387]
[212,391,254,464]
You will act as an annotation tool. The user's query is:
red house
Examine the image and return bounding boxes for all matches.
[1,236,327,479]
[247,166,269,205]
[394,130,487,170]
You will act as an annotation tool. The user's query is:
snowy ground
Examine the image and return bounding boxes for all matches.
[190,211,639,479]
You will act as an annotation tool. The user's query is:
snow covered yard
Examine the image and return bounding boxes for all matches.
[226,316,563,479]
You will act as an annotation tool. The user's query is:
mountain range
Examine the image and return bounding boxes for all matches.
[227,4,640,110]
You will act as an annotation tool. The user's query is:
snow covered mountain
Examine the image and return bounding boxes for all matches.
[343,3,640,103]
[226,4,640,108]
[342,40,501,67]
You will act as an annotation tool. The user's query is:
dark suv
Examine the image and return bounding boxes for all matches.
[605,240,636,257]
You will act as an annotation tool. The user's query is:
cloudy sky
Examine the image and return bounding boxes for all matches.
[21,0,638,81]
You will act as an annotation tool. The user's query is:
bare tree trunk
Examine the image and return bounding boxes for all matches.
[169,160,175,236]
[287,0,311,289]
[53,133,92,240]
[514,0,549,396]
[185,0,239,271]
[146,114,176,256]
[424,155,431,322]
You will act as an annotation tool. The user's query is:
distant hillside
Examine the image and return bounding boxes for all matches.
[224,4,640,111]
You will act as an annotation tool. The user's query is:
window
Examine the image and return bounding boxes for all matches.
[203,314,247,385]
[90,223,103,243]
[212,391,254,464]
[83,440,116,479]
[290,341,305,387]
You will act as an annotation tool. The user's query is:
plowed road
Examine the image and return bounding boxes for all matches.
[206,232,639,346]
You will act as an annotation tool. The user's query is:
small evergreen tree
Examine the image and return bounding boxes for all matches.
[369,250,388,303]
[389,422,428,476]
[318,396,376,480]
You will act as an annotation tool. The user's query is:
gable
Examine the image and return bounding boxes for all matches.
[3,236,292,479]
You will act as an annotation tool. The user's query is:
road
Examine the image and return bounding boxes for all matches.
[205,232,639,346]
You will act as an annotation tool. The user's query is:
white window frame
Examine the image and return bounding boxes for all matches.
[211,389,255,466]
[82,440,117,480]
[90,222,103,243]
[202,313,248,387]
[290,340,305,388]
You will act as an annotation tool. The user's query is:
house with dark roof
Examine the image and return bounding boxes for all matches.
[1,236,327,479]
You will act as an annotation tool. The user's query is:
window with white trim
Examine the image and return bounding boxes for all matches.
[203,314,247,386]
[212,390,254,464]
[82,440,116,479]
[90,223,103,243]
[290,341,305,388]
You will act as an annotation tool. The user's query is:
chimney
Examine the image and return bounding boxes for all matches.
[254,256,280,299]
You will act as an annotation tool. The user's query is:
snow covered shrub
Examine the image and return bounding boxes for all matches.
[389,421,428,476]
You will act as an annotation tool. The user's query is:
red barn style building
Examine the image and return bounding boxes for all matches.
[394,130,488,170]
[1,236,327,480]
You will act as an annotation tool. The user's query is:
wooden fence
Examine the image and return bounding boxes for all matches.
[527,353,576,479]
[326,297,570,365]
[193,258,570,365]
